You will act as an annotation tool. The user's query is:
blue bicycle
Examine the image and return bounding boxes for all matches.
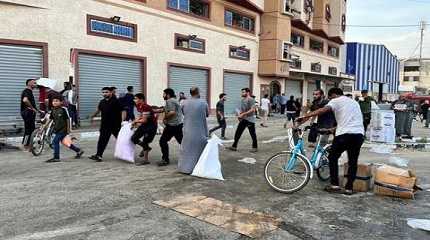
[264,125,332,193]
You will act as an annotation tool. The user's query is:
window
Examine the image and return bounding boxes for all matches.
[281,41,292,61]
[229,46,250,61]
[310,39,324,53]
[283,0,292,14]
[175,33,205,53]
[404,66,420,72]
[413,76,420,81]
[311,63,321,73]
[328,67,337,75]
[328,45,339,58]
[168,0,209,18]
[225,10,255,33]
[290,59,302,69]
[291,32,304,48]
[403,76,409,82]
[325,4,331,22]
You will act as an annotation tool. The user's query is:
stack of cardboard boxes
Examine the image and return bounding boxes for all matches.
[341,163,420,199]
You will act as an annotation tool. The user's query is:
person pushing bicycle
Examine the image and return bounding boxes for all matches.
[296,87,364,195]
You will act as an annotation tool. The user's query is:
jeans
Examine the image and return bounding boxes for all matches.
[328,133,364,190]
[131,123,157,151]
[21,109,36,146]
[52,132,80,159]
[362,113,371,134]
[232,120,257,148]
[96,126,120,157]
[209,119,226,137]
[159,124,183,162]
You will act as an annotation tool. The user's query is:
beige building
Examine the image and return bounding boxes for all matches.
[0,0,348,121]
[399,58,430,94]
[0,0,263,119]
[258,0,349,104]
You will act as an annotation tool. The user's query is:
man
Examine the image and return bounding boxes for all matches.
[179,92,187,104]
[280,93,288,115]
[157,88,183,166]
[357,90,374,135]
[130,93,157,166]
[21,79,38,149]
[295,98,302,118]
[179,87,209,174]
[297,88,364,195]
[391,94,414,138]
[273,93,280,113]
[260,94,271,127]
[286,95,297,122]
[228,88,258,152]
[120,86,135,121]
[88,87,126,162]
[209,93,227,139]
[63,84,79,128]
[308,89,336,145]
[421,100,430,127]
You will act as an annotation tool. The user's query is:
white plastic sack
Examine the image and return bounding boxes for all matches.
[114,123,135,163]
[191,135,224,180]
[407,218,430,231]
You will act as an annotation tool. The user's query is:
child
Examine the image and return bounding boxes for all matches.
[46,95,84,162]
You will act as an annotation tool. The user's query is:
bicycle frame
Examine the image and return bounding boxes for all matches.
[285,128,328,179]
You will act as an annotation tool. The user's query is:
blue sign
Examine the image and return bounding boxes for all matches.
[90,19,134,39]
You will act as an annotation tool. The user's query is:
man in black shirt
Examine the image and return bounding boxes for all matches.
[21,79,38,149]
[286,95,297,122]
[308,89,336,145]
[209,93,227,139]
[89,87,126,162]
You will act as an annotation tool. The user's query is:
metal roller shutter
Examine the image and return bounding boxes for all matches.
[285,80,302,99]
[78,54,142,119]
[223,72,251,114]
[0,44,42,118]
[168,66,208,101]
[307,82,317,101]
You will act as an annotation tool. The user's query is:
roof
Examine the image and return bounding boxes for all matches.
[226,0,264,14]
[346,42,398,59]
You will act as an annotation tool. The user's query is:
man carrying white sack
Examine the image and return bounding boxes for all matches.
[179,87,209,174]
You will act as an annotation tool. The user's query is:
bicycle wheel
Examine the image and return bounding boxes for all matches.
[264,151,311,193]
[30,129,45,156]
[317,145,331,181]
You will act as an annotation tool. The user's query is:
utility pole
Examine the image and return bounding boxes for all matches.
[419,20,426,83]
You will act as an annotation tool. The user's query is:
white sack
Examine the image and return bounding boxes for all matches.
[191,135,224,180]
[114,123,135,163]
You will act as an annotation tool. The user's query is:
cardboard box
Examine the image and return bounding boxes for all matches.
[370,127,385,142]
[374,165,418,199]
[342,163,373,192]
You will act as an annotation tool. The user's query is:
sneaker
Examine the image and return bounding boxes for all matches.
[75,150,84,159]
[46,158,60,163]
[324,185,342,194]
[250,148,258,153]
[89,155,103,162]
[157,160,169,166]
[227,146,237,151]
[342,189,354,195]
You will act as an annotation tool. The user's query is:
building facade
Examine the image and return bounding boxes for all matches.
[345,42,400,101]
[399,58,430,94]
[258,0,349,104]
[0,0,264,119]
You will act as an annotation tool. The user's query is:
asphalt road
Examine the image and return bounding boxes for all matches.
[1,118,429,240]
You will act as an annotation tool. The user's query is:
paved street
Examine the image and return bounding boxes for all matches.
[1,118,429,240]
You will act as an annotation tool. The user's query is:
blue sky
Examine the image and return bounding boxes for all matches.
[346,0,430,59]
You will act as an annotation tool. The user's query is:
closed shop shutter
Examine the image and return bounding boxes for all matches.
[78,54,142,119]
[285,80,302,99]
[307,82,317,101]
[168,66,208,101]
[0,44,42,118]
[223,72,251,115]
